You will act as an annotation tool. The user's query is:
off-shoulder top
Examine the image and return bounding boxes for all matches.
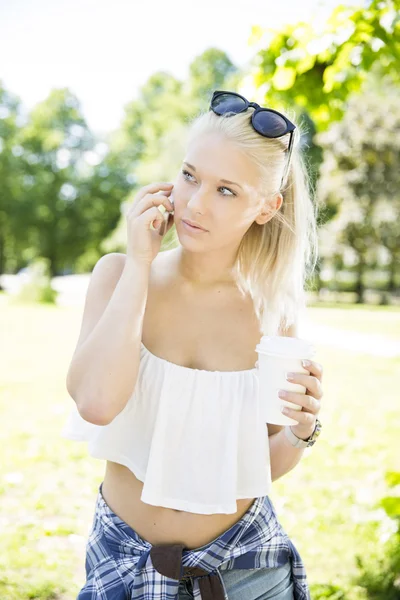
[61,341,272,514]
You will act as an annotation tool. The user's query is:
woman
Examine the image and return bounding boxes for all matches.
[62,90,324,599]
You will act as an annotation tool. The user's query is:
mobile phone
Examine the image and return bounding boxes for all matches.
[158,195,174,237]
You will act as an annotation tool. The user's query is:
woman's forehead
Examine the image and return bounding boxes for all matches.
[184,134,261,193]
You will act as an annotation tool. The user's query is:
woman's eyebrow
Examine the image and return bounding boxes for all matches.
[183,162,243,190]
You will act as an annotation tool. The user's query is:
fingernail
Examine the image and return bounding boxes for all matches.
[302,360,311,367]
[286,372,294,381]
[278,390,287,398]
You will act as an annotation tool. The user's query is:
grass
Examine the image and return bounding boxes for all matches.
[307,302,400,339]
[0,295,399,599]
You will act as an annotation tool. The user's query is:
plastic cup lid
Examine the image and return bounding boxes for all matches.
[255,335,316,359]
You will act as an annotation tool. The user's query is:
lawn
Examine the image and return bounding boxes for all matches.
[308,301,400,340]
[0,295,399,599]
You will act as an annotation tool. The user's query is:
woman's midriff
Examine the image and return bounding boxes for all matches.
[101,461,257,550]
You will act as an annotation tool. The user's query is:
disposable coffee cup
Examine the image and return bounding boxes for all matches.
[255,335,316,426]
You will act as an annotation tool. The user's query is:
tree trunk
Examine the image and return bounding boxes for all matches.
[387,259,397,292]
[354,258,365,304]
[0,230,5,291]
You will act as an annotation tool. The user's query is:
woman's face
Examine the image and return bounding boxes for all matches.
[172,133,273,248]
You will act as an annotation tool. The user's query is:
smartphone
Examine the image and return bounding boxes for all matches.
[158,195,174,237]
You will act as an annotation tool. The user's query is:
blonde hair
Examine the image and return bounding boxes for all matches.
[181,103,319,336]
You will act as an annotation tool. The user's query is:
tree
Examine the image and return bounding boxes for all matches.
[0,82,26,283]
[315,76,400,302]
[248,0,400,130]
[340,219,378,303]
[15,88,132,276]
[378,220,400,293]
[188,47,239,110]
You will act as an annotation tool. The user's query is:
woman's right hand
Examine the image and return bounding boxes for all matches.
[125,182,175,266]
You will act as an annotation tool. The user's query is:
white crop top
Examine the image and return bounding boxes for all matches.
[61,341,272,514]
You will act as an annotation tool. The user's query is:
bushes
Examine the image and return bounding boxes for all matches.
[11,258,58,305]
[352,471,400,599]
[309,471,400,600]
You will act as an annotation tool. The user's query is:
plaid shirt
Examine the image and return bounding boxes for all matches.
[78,482,310,599]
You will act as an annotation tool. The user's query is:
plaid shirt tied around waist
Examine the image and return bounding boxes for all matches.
[78,482,311,600]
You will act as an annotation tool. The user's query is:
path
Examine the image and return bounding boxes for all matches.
[1,273,399,358]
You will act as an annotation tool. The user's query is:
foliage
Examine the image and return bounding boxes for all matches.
[315,76,400,301]
[11,257,58,305]
[248,0,400,130]
[1,1,400,295]
[188,47,240,109]
[351,471,400,599]
[243,1,400,248]
[379,220,400,291]
[0,85,26,281]
[1,47,241,274]
[0,84,133,277]
[110,48,239,181]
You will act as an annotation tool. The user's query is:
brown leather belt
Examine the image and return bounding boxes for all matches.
[150,542,226,600]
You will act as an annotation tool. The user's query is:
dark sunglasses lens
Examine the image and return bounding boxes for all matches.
[212,93,247,115]
[253,110,287,137]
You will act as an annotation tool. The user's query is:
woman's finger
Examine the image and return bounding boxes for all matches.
[281,406,316,425]
[278,390,321,413]
[135,182,174,203]
[301,359,323,382]
[285,372,323,400]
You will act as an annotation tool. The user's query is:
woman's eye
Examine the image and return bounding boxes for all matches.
[181,169,236,197]
[181,169,194,181]
[219,186,236,197]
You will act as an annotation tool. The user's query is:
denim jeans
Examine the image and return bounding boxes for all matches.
[178,561,294,599]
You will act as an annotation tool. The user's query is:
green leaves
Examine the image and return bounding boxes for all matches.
[380,495,400,519]
[248,0,400,130]
[272,66,297,90]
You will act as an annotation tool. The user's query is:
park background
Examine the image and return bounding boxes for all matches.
[0,0,399,598]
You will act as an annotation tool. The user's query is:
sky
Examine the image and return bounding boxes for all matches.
[0,0,360,136]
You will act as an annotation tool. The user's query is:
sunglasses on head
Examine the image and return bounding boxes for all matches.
[209,90,296,189]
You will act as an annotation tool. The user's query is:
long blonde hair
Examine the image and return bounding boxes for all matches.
[181,103,319,336]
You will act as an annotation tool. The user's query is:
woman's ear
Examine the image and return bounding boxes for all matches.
[255,193,283,225]
[274,192,283,212]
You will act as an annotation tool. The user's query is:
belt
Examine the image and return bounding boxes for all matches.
[150,543,226,600]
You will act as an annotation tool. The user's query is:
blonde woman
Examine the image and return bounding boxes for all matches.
[63,90,324,599]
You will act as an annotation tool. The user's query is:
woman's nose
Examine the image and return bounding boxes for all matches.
[188,189,210,211]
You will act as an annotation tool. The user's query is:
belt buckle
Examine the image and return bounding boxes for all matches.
[181,567,196,581]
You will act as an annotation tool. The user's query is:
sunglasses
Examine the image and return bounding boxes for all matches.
[209,90,296,189]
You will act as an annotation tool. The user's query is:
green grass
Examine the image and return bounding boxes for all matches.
[308,302,400,339]
[0,296,399,599]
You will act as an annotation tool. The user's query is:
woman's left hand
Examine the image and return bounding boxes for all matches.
[278,359,324,440]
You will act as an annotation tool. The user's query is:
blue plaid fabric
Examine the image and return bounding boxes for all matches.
[77,482,310,599]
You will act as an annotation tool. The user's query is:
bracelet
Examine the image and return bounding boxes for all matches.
[283,419,322,448]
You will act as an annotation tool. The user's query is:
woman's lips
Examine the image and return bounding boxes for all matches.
[182,220,208,233]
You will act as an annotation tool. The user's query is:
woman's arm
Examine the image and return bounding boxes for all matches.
[263,319,323,481]
[267,359,323,481]
[66,254,151,425]
[268,428,306,482]
[267,319,306,481]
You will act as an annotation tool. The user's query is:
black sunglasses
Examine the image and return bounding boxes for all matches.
[210,90,296,189]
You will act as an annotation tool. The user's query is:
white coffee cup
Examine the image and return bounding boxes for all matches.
[255,336,316,426]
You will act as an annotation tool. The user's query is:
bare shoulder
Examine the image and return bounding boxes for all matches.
[267,319,299,437]
[93,252,127,281]
[83,251,129,316]
[82,252,128,309]
[68,253,127,361]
